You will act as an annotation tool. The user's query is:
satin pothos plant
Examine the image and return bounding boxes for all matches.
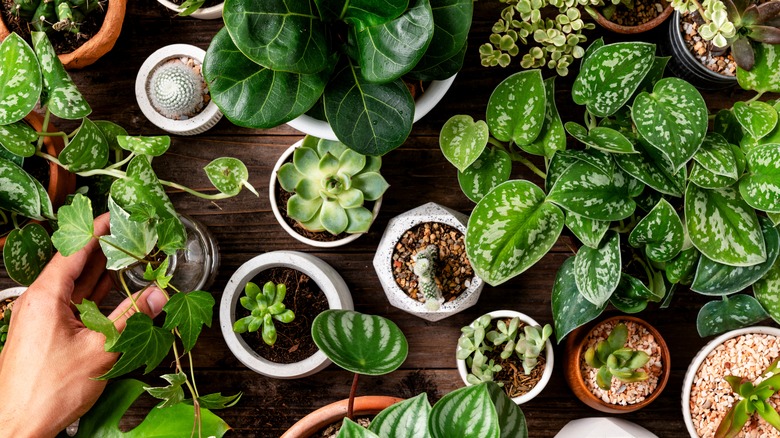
[439,39,780,343]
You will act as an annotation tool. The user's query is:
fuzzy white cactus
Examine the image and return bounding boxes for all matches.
[148,58,206,120]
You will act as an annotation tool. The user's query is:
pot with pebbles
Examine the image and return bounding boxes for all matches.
[0,287,25,354]
[563,315,670,413]
[683,326,780,438]
[373,202,484,322]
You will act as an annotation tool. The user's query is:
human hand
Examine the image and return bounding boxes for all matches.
[0,213,168,438]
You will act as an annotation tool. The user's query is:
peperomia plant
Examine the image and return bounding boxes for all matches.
[715,357,780,438]
[232,281,295,346]
[583,323,649,390]
[439,38,780,343]
[202,0,473,156]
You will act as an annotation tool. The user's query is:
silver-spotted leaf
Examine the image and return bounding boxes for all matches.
[565,122,634,154]
[0,33,41,125]
[51,193,93,256]
[740,144,780,213]
[486,70,546,146]
[440,115,489,172]
[59,118,109,172]
[369,393,431,438]
[116,136,170,157]
[697,295,768,337]
[457,148,511,203]
[737,42,780,93]
[552,257,607,343]
[205,157,256,197]
[548,161,636,221]
[574,230,621,307]
[628,198,684,262]
[614,138,685,197]
[733,101,778,140]
[31,31,90,120]
[3,223,52,286]
[666,247,700,285]
[565,212,609,249]
[610,273,663,314]
[99,197,157,271]
[689,161,737,189]
[111,156,181,226]
[754,258,780,324]
[692,133,738,179]
[429,384,499,438]
[0,157,41,219]
[0,120,38,158]
[522,77,565,159]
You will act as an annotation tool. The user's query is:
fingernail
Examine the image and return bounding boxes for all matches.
[146,287,167,315]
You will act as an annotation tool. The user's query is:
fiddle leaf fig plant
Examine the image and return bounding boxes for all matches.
[203,0,473,156]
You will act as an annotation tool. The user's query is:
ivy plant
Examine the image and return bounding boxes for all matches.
[439,38,780,342]
[202,0,473,156]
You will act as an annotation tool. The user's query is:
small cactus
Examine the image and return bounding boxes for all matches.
[148,58,207,120]
[232,281,295,346]
[584,323,650,390]
[413,245,444,311]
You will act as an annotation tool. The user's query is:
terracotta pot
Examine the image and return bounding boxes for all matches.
[281,396,403,438]
[0,0,127,70]
[591,1,673,34]
[563,315,671,414]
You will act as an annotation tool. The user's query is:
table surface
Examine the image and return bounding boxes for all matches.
[0,1,769,436]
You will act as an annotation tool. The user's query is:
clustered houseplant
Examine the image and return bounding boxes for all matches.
[270,136,388,247]
[439,38,780,343]
[202,0,472,156]
[157,0,223,19]
[456,311,554,404]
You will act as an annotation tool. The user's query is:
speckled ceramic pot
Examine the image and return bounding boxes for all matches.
[372,202,484,322]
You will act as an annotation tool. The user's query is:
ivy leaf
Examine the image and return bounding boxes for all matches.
[3,223,52,286]
[0,33,41,125]
[156,217,187,256]
[522,77,566,159]
[740,144,780,213]
[31,31,90,120]
[51,193,94,256]
[369,393,431,438]
[574,230,621,307]
[99,313,174,380]
[552,257,606,343]
[0,157,42,220]
[144,372,187,409]
[457,148,511,203]
[754,257,780,324]
[486,70,546,146]
[195,392,242,410]
[143,257,173,289]
[99,197,157,271]
[737,42,780,93]
[75,299,119,350]
[0,120,38,158]
[565,212,609,249]
[162,291,215,353]
[628,198,684,262]
[439,115,489,172]
[733,101,778,141]
[697,295,769,337]
[116,136,171,157]
[204,157,257,197]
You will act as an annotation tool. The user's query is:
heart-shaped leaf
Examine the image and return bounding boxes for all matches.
[440,115,489,172]
[31,31,90,120]
[429,384,499,438]
[484,381,528,438]
[581,38,604,65]
[697,295,768,337]
[629,198,684,262]
[522,77,566,159]
[692,133,739,179]
[733,101,778,140]
[666,247,700,285]
[59,118,109,172]
[51,193,94,256]
[407,0,472,80]
[117,136,170,157]
[565,212,609,249]
[574,230,621,307]
[205,157,257,197]
[99,197,157,271]
[610,273,663,314]
[754,258,780,324]
[632,56,670,97]
[0,157,41,219]
[369,393,431,438]
[100,314,174,379]
[632,77,708,172]
[0,33,41,125]
[740,144,780,213]
[0,120,38,158]
[548,161,636,221]
[457,148,511,203]
[552,257,607,343]
[3,223,52,286]
[685,183,766,267]
[737,42,780,93]
[111,156,181,227]
[614,138,685,197]
[689,161,738,189]
[466,180,564,286]
[565,122,635,154]
[311,310,408,375]
[545,149,579,193]
[162,291,215,353]
[94,121,128,152]
[486,70,546,146]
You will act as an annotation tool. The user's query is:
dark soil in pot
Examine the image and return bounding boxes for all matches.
[237,267,328,364]
[485,319,547,399]
[603,0,665,27]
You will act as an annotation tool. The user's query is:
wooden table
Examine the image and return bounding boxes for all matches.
[0,1,765,436]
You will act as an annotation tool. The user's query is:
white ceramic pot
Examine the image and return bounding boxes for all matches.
[682,326,780,437]
[286,75,457,141]
[156,0,223,19]
[0,287,26,302]
[220,251,354,379]
[269,140,383,248]
[373,202,483,322]
[555,418,658,438]
[136,44,223,135]
[456,310,554,405]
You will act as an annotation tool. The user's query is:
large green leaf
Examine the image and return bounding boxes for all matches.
[439,115,488,172]
[0,33,41,125]
[3,223,52,286]
[666,247,700,285]
[692,217,779,295]
[353,0,433,83]
[408,0,472,80]
[552,257,607,343]
[116,136,170,157]
[100,313,174,380]
[223,0,329,74]
[522,77,566,159]
[571,42,655,117]
[0,120,38,158]
[369,393,431,438]
[311,310,408,375]
[565,212,609,249]
[628,198,684,262]
[548,161,636,221]
[574,230,621,307]
[486,70,546,146]
[740,144,780,213]
[31,31,90,120]
[99,197,157,271]
[484,381,527,438]
[51,193,94,256]
[632,78,708,172]
[466,180,564,286]
[429,384,499,438]
[204,157,256,197]
[457,148,511,203]
[59,118,110,172]
[737,43,780,93]
[324,63,413,156]
[614,137,685,197]
[203,28,328,129]
[685,184,766,267]
[76,299,120,350]
[733,101,778,140]
[0,157,41,219]
[610,273,664,313]
[689,161,738,189]
[342,0,409,26]
[692,133,739,180]
[565,122,635,154]
[697,295,768,337]
[754,258,780,324]
[162,291,215,353]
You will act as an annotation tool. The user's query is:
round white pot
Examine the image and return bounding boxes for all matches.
[456,310,554,405]
[373,202,484,322]
[136,44,223,135]
[269,139,383,248]
[220,251,354,379]
[286,75,457,141]
[682,326,780,437]
[0,287,26,302]
[156,0,223,19]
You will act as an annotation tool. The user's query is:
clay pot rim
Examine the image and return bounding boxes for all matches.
[280,395,404,438]
[592,0,673,34]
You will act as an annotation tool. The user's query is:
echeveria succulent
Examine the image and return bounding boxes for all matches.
[584,323,650,390]
[233,281,295,346]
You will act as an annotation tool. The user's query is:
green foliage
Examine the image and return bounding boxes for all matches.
[232,281,295,346]
[0,301,12,355]
[715,358,780,438]
[583,323,650,390]
[13,0,105,37]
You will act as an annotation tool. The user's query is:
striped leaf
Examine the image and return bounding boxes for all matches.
[697,295,768,337]
[466,180,564,286]
[692,217,779,296]
[339,418,381,438]
[548,161,636,221]
[552,257,606,343]
[632,78,708,172]
[628,198,684,262]
[484,381,527,438]
[440,115,489,172]
[369,394,431,438]
[754,258,780,324]
[740,144,780,213]
[486,70,546,146]
[0,33,41,125]
[457,148,511,203]
[311,310,408,376]
[31,31,90,120]
[0,157,41,219]
[737,42,780,93]
[429,384,499,438]
[693,133,738,179]
[666,247,700,285]
[572,42,655,117]
[565,212,609,249]
[733,101,778,140]
[685,184,766,267]
[521,77,566,159]
[574,230,621,307]
[3,223,52,286]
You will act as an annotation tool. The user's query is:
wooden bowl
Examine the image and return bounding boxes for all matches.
[591,1,673,34]
[563,315,671,413]
[280,396,403,438]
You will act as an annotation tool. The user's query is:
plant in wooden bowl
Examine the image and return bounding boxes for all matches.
[583,0,673,34]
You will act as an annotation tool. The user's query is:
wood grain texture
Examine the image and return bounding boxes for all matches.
[0,1,775,436]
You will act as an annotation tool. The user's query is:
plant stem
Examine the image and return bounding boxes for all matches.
[37,131,70,143]
[173,339,202,438]
[112,276,146,316]
[0,210,7,226]
[74,168,126,179]
[158,179,231,200]
[347,373,359,420]
[188,350,200,398]
[106,152,135,170]
[37,108,52,150]
[513,154,547,179]
[487,137,506,150]
[747,92,765,104]
[689,0,710,23]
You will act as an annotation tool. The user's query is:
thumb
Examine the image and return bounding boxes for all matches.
[108,287,168,332]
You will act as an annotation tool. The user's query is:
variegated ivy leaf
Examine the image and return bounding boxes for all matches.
[368,393,431,438]
[574,230,621,307]
[666,247,700,285]
[51,193,94,256]
[205,157,257,197]
[547,160,636,221]
[31,31,90,120]
[733,101,778,141]
[3,222,52,286]
[692,217,779,295]
[486,70,546,146]
[692,133,738,179]
[99,197,157,271]
[0,157,41,219]
[466,180,564,286]
[565,212,609,249]
[111,156,182,230]
[564,122,635,154]
[552,257,607,343]
[457,148,511,203]
[737,42,780,93]
[156,217,187,256]
[572,42,655,118]
[0,120,37,158]
[697,295,768,337]
[632,77,708,172]
[614,138,685,197]
[116,136,170,157]
[521,77,565,159]
[754,257,780,324]
[429,384,500,438]
[740,144,780,213]
[59,118,109,172]
[610,273,663,314]
[440,115,489,172]
[0,33,41,125]
[628,198,684,262]
[685,184,766,267]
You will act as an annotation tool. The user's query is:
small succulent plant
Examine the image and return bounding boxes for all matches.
[584,323,650,390]
[515,324,553,374]
[412,245,445,311]
[0,305,11,354]
[716,357,780,438]
[12,0,104,35]
[232,281,295,346]
[277,136,389,236]
[148,58,207,120]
